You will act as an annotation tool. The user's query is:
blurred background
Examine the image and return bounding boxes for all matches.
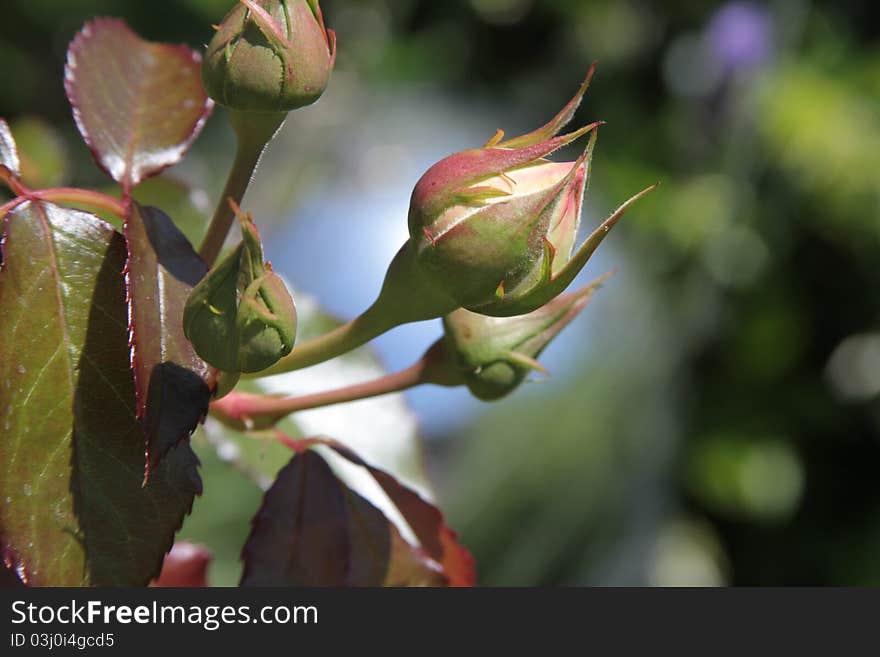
[2,0,879,585]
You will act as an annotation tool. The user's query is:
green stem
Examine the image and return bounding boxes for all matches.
[199,110,287,266]
[247,242,461,377]
[251,300,398,377]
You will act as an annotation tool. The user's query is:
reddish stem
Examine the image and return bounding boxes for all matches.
[210,340,461,431]
[0,166,27,196]
[0,185,126,220]
[0,196,26,220]
[31,188,126,218]
[274,433,319,454]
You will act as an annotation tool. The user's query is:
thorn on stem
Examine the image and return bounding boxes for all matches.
[484,128,505,147]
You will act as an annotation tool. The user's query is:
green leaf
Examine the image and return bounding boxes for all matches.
[64,18,213,191]
[0,201,201,586]
[241,449,446,586]
[124,203,213,476]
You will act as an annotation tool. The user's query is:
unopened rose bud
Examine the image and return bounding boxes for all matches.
[399,66,656,318]
[184,202,296,374]
[203,0,336,113]
[253,68,656,378]
[442,276,608,400]
[236,269,299,372]
[234,209,298,372]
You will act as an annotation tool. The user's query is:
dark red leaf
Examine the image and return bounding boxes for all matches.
[0,201,201,586]
[64,18,213,191]
[241,450,446,586]
[322,439,477,587]
[151,541,212,587]
[124,203,212,477]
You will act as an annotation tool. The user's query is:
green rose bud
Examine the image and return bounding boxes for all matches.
[184,202,297,374]
[203,0,336,113]
[441,275,609,400]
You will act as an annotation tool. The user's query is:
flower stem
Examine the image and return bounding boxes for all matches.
[211,340,460,430]
[247,242,461,377]
[0,167,26,195]
[250,300,399,377]
[0,197,25,219]
[199,110,286,266]
[35,188,127,218]
[0,187,126,220]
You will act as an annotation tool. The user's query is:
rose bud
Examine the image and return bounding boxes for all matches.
[255,69,656,376]
[441,274,609,400]
[403,65,657,318]
[184,201,297,374]
[202,0,336,113]
[234,209,298,372]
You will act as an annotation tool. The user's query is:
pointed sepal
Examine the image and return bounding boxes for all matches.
[441,273,610,400]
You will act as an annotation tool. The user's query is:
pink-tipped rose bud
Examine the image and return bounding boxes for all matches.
[203,0,336,113]
[405,66,656,318]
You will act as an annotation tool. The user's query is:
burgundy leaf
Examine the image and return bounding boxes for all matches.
[0,201,201,586]
[241,449,446,587]
[124,203,213,478]
[64,18,213,191]
[151,541,212,587]
[322,439,477,587]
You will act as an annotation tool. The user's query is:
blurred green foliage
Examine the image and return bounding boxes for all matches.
[2,0,878,585]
